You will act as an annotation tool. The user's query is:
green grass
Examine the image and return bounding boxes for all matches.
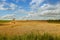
[0,20,11,23]
[0,32,60,40]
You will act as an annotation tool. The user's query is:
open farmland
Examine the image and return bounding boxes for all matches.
[0,20,60,36]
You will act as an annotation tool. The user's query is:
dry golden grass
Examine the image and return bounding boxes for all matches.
[0,20,60,36]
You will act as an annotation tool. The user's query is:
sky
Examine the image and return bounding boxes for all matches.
[0,0,60,20]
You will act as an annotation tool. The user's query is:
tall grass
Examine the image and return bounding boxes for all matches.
[0,20,11,23]
[0,32,60,40]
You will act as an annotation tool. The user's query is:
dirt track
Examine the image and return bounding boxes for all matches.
[0,21,60,36]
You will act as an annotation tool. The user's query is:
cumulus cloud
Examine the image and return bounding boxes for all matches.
[0,1,17,10]
[30,0,44,5]
[1,14,15,20]
[14,9,28,14]
[9,3,17,10]
[30,0,44,10]
[0,2,8,10]
[39,3,60,16]
[0,0,60,20]
[8,1,60,20]
[21,3,60,20]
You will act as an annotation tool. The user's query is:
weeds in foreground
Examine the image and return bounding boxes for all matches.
[0,32,60,40]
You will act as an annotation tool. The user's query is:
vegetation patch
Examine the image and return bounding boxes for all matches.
[0,20,11,23]
[47,20,60,23]
[0,32,60,40]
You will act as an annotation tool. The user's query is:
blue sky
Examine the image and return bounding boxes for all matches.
[0,0,60,20]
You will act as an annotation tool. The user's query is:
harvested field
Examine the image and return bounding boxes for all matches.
[0,20,60,36]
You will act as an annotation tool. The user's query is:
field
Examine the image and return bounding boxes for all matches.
[0,20,60,40]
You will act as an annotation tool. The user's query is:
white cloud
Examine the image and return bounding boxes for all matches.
[0,0,60,20]
[30,0,44,5]
[20,3,60,20]
[30,0,44,10]
[0,1,17,10]
[0,4,8,10]
[9,3,17,10]
[9,2,60,20]
[1,14,15,20]
[14,9,28,14]
[39,3,60,15]
[0,2,8,10]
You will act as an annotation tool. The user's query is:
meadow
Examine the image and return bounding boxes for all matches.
[0,20,60,40]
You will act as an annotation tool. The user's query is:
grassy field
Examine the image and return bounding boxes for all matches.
[0,20,60,40]
[0,32,60,40]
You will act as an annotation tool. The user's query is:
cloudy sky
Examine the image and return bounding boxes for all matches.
[0,0,60,20]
